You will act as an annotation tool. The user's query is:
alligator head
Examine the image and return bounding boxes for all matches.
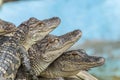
[40,49,105,78]
[14,17,60,50]
[60,49,105,71]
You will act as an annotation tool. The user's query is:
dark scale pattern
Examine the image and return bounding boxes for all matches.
[0,36,38,80]
[0,36,25,79]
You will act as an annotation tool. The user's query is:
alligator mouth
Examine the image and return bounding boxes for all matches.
[87,56,105,66]
[47,30,82,52]
[42,41,77,62]
[70,56,105,70]
[60,57,105,72]
[78,57,105,69]
[48,41,78,52]
[39,26,57,32]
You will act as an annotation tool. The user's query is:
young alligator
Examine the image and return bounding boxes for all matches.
[40,49,105,78]
[16,17,60,50]
[15,29,82,80]
[28,29,81,76]
[15,49,105,80]
[0,19,17,35]
[0,17,60,80]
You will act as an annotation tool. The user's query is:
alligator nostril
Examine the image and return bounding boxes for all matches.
[98,57,105,64]
[51,17,61,22]
[43,17,61,26]
[73,29,82,37]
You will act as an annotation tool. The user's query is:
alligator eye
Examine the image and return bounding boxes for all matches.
[29,27,33,31]
[39,23,45,27]
[48,38,59,44]
[54,38,59,43]
[36,21,45,27]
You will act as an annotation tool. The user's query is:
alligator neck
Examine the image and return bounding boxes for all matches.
[13,25,29,46]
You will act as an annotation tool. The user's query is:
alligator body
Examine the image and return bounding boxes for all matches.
[0,34,30,80]
[0,17,60,80]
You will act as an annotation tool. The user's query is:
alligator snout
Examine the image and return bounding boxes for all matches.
[59,29,82,44]
[43,17,61,30]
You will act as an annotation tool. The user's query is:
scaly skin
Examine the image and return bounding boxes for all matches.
[0,34,30,80]
[28,30,81,76]
[0,19,17,35]
[15,30,82,80]
[0,17,60,80]
[15,49,104,80]
[40,49,105,78]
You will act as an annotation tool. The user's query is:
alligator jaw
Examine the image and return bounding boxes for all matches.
[71,49,105,69]
[42,29,82,62]
[82,56,105,68]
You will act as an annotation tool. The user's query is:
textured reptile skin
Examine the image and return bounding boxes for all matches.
[0,17,60,80]
[15,30,82,80]
[0,19,17,35]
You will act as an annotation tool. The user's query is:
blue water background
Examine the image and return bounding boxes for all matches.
[0,0,120,41]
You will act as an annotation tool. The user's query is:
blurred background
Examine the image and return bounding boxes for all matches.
[0,0,120,80]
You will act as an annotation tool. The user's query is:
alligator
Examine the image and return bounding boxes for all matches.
[15,28,105,80]
[15,49,105,80]
[40,49,105,78]
[28,30,81,76]
[15,30,82,80]
[0,18,104,79]
[16,17,60,50]
[0,17,60,80]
